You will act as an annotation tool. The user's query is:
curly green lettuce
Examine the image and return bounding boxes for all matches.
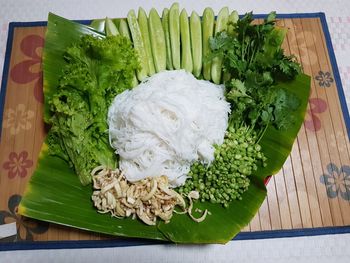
[46,34,139,185]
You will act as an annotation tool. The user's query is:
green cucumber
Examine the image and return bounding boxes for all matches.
[211,7,229,84]
[138,7,155,75]
[224,11,239,82]
[202,8,215,80]
[89,19,105,33]
[190,11,202,77]
[162,8,174,70]
[105,17,119,36]
[180,9,193,73]
[119,19,131,39]
[227,10,239,35]
[127,9,149,81]
[149,8,166,72]
[112,18,121,28]
[119,19,138,87]
[169,3,180,69]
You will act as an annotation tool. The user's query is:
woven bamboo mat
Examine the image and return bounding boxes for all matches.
[0,14,349,243]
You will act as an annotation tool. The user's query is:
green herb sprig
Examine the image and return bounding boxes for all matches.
[210,12,302,130]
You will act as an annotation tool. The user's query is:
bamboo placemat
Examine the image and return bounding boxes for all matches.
[0,13,349,247]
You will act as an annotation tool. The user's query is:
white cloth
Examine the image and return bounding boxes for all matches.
[1,233,350,263]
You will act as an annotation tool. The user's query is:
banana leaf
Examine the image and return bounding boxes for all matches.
[257,75,311,179]
[19,13,311,244]
[19,145,165,240]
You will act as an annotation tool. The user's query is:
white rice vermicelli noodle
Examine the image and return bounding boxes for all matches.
[108,70,230,187]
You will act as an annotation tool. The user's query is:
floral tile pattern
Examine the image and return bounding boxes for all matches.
[304,89,328,132]
[10,34,44,103]
[320,163,350,201]
[0,194,49,241]
[2,151,33,179]
[290,23,318,67]
[2,104,34,135]
[315,71,334,88]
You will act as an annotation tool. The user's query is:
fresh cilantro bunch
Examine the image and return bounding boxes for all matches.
[210,12,302,131]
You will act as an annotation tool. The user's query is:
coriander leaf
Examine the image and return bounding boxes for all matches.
[266,12,276,23]
[272,89,300,130]
[210,11,302,131]
[226,79,250,100]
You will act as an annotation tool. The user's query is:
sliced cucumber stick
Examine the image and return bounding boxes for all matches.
[224,10,239,83]
[119,19,131,39]
[138,7,156,75]
[118,19,138,87]
[227,11,239,35]
[202,8,215,80]
[105,17,119,36]
[169,3,180,69]
[127,10,149,81]
[112,18,121,28]
[162,8,174,70]
[190,11,202,77]
[211,7,229,84]
[180,9,193,73]
[149,8,166,72]
[89,19,105,33]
